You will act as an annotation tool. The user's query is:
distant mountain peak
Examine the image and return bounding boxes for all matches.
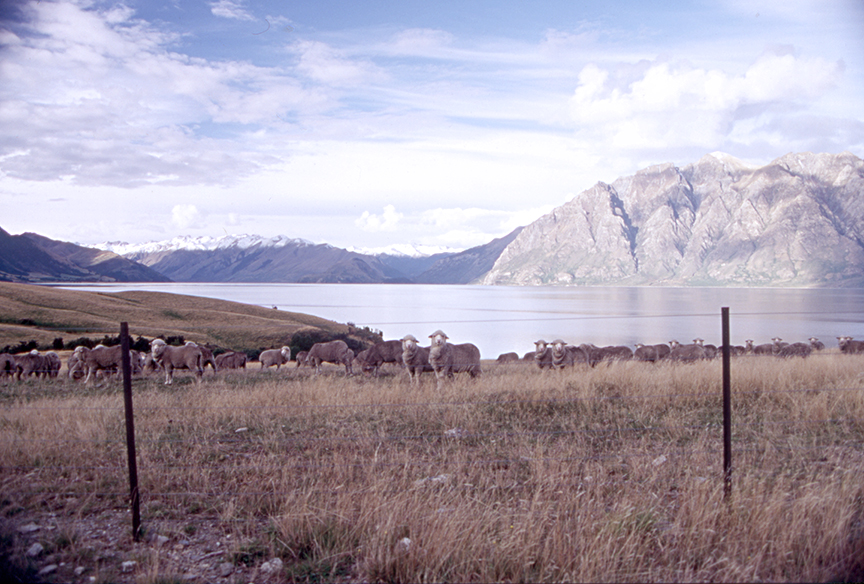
[348,243,460,258]
[93,234,314,255]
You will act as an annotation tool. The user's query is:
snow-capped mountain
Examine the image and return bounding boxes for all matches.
[93,234,313,256]
[347,243,458,258]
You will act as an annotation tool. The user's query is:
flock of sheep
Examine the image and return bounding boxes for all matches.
[495,335,848,370]
[1,333,861,387]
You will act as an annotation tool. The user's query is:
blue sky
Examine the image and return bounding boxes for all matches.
[1,0,862,252]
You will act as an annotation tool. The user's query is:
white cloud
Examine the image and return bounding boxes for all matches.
[356,205,403,232]
[569,50,843,150]
[292,40,386,86]
[210,0,256,22]
[171,204,202,230]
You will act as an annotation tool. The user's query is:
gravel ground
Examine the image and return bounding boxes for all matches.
[0,507,304,584]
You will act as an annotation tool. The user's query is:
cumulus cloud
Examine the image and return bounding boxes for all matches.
[569,50,843,150]
[356,205,403,232]
[171,204,203,230]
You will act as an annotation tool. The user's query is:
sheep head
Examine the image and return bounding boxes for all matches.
[429,330,448,347]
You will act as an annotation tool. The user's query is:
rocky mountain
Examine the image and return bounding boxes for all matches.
[413,227,524,284]
[0,228,170,283]
[481,151,864,287]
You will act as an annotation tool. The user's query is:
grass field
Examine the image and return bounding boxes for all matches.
[2,351,864,583]
[0,281,363,353]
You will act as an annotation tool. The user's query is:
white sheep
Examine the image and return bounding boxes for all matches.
[427,330,481,389]
[259,346,291,370]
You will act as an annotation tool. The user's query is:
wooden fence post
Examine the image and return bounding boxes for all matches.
[120,322,141,540]
[721,307,732,501]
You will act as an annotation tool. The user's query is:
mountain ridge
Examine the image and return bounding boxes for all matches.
[481,151,864,287]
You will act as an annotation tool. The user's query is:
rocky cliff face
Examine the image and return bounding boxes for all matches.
[481,152,864,287]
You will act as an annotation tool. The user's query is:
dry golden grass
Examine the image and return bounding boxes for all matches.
[2,352,864,582]
[0,281,353,351]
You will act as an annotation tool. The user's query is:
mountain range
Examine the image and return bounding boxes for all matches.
[2,151,862,287]
[481,151,864,287]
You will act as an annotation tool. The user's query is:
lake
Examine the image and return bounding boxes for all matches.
[55,283,864,358]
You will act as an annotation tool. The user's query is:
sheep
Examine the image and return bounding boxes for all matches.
[428,330,481,389]
[294,350,309,367]
[215,351,247,369]
[634,343,670,363]
[44,351,61,378]
[776,342,812,358]
[354,340,403,376]
[496,352,520,364]
[401,335,434,384]
[12,350,50,380]
[533,340,554,370]
[567,344,587,365]
[771,337,789,355]
[693,338,718,359]
[75,345,128,384]
[668,340,706,362]
[745,339,774,356]
[185,342,218,373]
[550,340,577,369]
[0,353,15,380]
[808,337,825,351]
[307,340,354,375]
[151,338,204,385]
[259,346,291,370]
[838,336,864,354]
[579,343,633,367]
[522,351,536,362]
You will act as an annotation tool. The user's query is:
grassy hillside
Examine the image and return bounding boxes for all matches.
[0,281,366,352]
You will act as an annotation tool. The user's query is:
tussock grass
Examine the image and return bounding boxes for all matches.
[2,353,864,582]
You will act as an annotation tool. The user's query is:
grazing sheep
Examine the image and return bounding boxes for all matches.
[294,350,309,367]
[634,343,670,363]
[496,352,520,364]
[668,340,706,362]
[75,345,128,384]
[215,351,247,370]
[0,353,15,380]
[808,337,825,351]
[580,343,633,367]
[401,335,433,384]
[522,351,536,362]
[355,340,403,376]
[533,340,554,370]
[730,345,747,356]
[259,346,291,370]
[693,339,719,359]
[838,336,864,354]
[428,330,481,389]
[151,338,204,385]
[186,342,218,373]
[777,342,812,358]
[745,340,774,356]
[307,340,354,375]
[567,344,587,365]
[12,350,50,380]
[44,351,61,378]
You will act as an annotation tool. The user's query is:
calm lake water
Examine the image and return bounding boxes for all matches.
[56,283,864,359]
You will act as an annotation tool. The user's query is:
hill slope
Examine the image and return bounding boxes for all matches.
[0,282,359,352]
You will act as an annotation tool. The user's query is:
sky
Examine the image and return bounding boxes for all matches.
[1,0,863,253]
